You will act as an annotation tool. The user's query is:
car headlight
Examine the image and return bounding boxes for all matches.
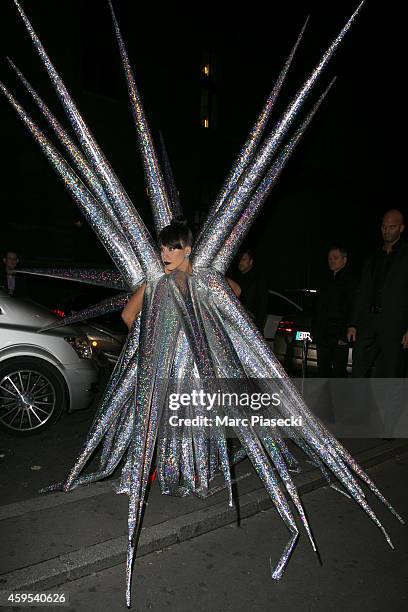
[65,336,93,359]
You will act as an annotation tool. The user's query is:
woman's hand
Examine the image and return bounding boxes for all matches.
[121,283,146,330]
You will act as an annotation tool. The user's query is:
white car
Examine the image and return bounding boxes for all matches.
[0,290,99,435]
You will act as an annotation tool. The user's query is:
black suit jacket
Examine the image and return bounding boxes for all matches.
[351,241,408,338]
[312,266,357,343]
[232,267,268,333]
[0,268,28,298]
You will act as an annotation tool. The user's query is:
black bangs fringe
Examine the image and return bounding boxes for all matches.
[158,217,193,248]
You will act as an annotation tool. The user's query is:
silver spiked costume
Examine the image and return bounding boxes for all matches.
[1,1,403,607]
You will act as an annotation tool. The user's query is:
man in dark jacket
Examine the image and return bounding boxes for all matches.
[313,246,356,377]
[0,251,27,298]
[232,249,268,334]
[347,209,408,377]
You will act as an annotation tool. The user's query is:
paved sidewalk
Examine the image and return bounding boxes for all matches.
[0,438,407,594]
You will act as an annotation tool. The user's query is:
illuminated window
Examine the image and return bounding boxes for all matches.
[203,64,210,77]
[203,118,209,128]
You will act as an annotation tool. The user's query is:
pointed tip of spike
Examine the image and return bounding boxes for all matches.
[353,0,367,19]
[13,0,24,15]
[381,526,395,550]
[108,0,117,22]
[269,558,282,580]
[6,57,20,77]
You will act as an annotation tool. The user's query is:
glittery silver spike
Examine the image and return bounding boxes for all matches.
[16,267,129,290]
[13,0,163,278]
[125,276,179,605]
[38,292,132,331]
[6,2,402,607]
[158,131,182,217]
[256,426,317,552]
[199,16,309,239]
[0,80,144,290]
[8,60,109,215]
[205,269,399,539]
[212,78,336,273]
[193,2,366,267]
[7,58,144,280]
[108,0,173,234]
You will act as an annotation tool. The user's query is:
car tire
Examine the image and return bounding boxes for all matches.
[0,358,66,436]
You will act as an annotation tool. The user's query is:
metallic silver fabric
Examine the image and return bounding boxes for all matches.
[6,2,402,608]
[16,268,129,290]
[13,0,163,279]
[193,2,365,268]
[0,81,143,290]
[38,292,132,331]
[108,0,173,234]
[8,59,112,220]
[212,78,336,273]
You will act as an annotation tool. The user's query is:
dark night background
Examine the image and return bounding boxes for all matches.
[0,0,404,290]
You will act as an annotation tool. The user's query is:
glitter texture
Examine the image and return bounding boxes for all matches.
[193,2,365,269]
[4,2,402,610]
[13,0,163,279]
[39,292,133,331]
[108,0,173,234]
[16,268,129,290]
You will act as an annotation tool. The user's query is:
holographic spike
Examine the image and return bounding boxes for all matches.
[8,60,109,213]
[0,80,144,290]
[38,292,132,331]
[199,16,309,238]
[6,3,401,608]
[15,267,129,290]
[256,427,317,553]
[13,0,163,278]
[158,131,182,217]
[206,269,399,539]
[193,2,366,267]
[7,58,144,279]
[108,0,173,234]
[125,276,176,606]
[212,79,336,273]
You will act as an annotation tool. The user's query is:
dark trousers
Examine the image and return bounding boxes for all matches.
[352,313,407,377]
[316,341,349,378]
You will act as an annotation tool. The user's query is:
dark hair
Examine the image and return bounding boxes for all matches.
[329,246,347,257]
[239,248,254,261]
[158,217,193,249]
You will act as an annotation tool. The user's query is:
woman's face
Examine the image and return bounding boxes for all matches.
[160,244,191,273]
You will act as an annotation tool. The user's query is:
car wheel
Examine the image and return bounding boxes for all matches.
[0,358,66,435]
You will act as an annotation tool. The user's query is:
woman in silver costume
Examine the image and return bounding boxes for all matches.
[1,1,403,607]
[122,218,241,329]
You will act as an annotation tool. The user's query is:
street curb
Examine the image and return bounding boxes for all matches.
[1,439,407,593]
[0,478,121,522]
